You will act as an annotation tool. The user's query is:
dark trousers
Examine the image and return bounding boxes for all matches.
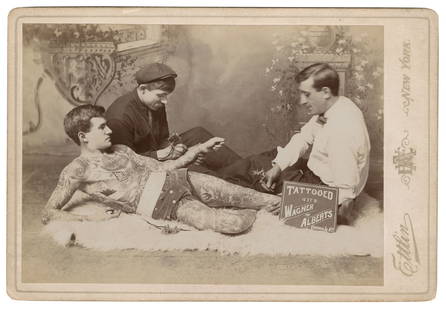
[179,127,323,194]
[217,148,324,194]
[179,127,242,174]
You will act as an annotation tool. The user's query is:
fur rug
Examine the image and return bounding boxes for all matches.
[42,192,383,257]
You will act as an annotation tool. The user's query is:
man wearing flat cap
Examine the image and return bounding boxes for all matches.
[106,63,241,171]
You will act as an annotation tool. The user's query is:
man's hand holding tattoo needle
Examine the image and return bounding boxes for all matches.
[260,164,281,193]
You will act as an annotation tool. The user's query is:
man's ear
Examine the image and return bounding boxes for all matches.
[321,86,332,99]
[138,84,150,92]
[78,132,87,144]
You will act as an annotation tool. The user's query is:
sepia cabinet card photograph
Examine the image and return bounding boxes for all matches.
[6,7,438,301]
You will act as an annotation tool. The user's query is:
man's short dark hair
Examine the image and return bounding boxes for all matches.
[140,77,176,94]
[64,104,105,145]
[296,63,340,96]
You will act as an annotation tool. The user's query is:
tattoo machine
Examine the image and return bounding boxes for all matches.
[168,132,182,146]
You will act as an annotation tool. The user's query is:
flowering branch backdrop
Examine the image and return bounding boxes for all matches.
[264,26,383,156]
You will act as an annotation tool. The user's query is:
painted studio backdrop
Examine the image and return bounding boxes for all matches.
[22,24,383,197]
[19,24,386,285]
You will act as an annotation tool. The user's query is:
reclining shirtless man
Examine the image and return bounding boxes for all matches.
[42,104,281,235]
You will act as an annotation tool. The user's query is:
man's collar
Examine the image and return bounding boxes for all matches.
[316,114,327,125]
[319,96,342,124]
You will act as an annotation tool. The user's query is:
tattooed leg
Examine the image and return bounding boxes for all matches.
[188,171,281,210]
[175,198,257,234]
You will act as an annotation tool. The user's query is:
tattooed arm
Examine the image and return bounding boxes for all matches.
[119,138,225,172]
[87,192,136,214]
[42,159,124,224]
[159,137,225,171]
[41,159,88,224]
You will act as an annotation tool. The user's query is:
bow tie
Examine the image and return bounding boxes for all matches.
[317,114,327,125]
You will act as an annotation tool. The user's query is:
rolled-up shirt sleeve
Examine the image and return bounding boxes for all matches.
[273,117,317,171]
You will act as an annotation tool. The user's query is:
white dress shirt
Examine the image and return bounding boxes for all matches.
[273,96,371,205]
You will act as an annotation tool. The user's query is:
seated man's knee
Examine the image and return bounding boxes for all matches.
[180,126,213,144]
[188,126,210,135]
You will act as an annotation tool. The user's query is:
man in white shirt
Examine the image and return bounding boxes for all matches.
[261,63,370,221]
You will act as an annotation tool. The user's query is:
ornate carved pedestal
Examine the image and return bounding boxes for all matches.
[42,42,117,106]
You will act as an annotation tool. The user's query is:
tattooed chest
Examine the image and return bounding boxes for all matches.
[79,152,149,202]
[87,153,143,182]
[81,181,118,196]
[99,152,132,170]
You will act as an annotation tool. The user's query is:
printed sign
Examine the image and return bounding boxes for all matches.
[279,181,339,233]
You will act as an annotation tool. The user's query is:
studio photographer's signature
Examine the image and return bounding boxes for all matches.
[392,213,420,277]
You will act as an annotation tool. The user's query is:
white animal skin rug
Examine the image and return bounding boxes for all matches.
[43,192,383,257]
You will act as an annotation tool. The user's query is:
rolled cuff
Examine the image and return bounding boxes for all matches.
[272,146,294,171]
[337,187,357,205]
